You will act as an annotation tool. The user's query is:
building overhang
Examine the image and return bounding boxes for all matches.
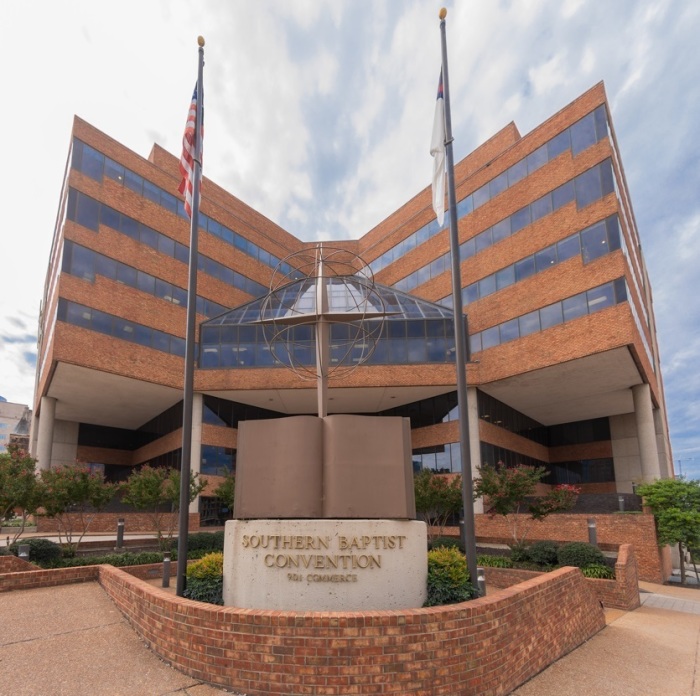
[478,346,643,426]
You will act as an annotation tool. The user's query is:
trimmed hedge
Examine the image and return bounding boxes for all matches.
[184,552,224,605]
[557,542,606,568]
[8,538,62,564]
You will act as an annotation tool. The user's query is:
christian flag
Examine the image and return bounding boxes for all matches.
[430,71,446,226]
[178,85,202,218]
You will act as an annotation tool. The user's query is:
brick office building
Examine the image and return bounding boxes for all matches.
[30,82,673,522]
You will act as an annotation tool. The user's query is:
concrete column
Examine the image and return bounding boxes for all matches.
[188,392,204,514]
[467,387,484,514]
[36,396,57,471]
[632,384,661,482]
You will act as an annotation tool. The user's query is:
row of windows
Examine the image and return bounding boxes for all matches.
[203,395,282,429]
[397,158,615,295]
[470,278,627,354]
[71,138,295,277]
[367,105,608,275]
[480,443,547,471]
[67,188,266,298]
[201,445,235,477]
[199,319,458,369]
[413,442,463,474]
[57,298,187,357]
[478,391,548,445]
[542,458,615,485]
[62,240,228,319]
[445,215,621,308]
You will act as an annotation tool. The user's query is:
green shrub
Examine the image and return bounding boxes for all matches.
[580,564,615,579]
[428,536,464,552]
[184,552,224,605]
[424,546,476,606]
[476,554,513,568]
[186,551,224,579]
[9,537,62,564]
[187,532,223,551]
[508,542,531,563]
[527,540,559,566]
[557,542,606,568]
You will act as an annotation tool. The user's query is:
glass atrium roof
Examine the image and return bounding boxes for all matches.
[202,276,455,326]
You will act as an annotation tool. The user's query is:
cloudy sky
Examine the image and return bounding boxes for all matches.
[2,0,699,476]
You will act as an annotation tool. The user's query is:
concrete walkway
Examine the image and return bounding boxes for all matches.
[1,578,699,695]
[0,583,238,696]
[512,581,700,695]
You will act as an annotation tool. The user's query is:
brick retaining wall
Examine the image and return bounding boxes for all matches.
[483,543,640,611]
[97,564,605,695]
[35,511,200,534]
[466,512,666,583]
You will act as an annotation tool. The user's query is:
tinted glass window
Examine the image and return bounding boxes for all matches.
[478,275,496,298]
[547,130,570,159]
[531,195,552,222]
[587,284,615,313]
[124,170,143,195]
[510,206,531,233]
[473,183,490,209]
[562,293,588,321]
[518,311,540,336]
[137,271,155,294]
[81,145,104,180]
[117,264,137,287]
[507,159,527,186]
[104,159,125,183]
[72,245,95,280]
[457,195,473,217]
[120,216,140,239]
[475,229,492,252]
[581,222,608,263]
[557,235,580,262]
[540,303,563,329]
[600,159,615,196]
[158,235,175,256]
[606,216,621,251]
[500,318,519,343]
[463,283,478,305]
[594,105,608,140]
[495,265,515,290]
[514,256,535,282]
[481,326,500,349]
[490,172,508,198]
[76,194,99,231]
[459,238,475,260]
[526,145,547,173]
[571,113,597,155]
[100,205,120,230]
[140,226,158,250]
[492,218,511,243]
[552,181,575,210]
[575,166,600,208]
[95,253,117,280]
[535,245,557,272]
[143,181,161,204]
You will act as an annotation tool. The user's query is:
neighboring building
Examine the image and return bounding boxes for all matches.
[30,82,673,521]
[0,401,31,453]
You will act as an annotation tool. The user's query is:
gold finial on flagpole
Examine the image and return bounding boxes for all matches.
[439,8,447,20]
[198,36,205,47]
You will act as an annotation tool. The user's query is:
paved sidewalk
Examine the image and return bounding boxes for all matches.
[512,582,700,695]
[2,578,699,695]
[0,583,237,696]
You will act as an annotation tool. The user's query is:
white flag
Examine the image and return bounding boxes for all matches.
[430,72,446,226]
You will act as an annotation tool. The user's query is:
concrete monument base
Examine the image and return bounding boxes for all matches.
[223,518,427,611]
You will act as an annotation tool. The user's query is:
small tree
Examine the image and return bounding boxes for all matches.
[0,445,42,544]
[213,472,235,515]
[637,478,700,585]
[40,463,116,554]
[414,469,463,542]
[474,463,580,546]
[121,465,206,548]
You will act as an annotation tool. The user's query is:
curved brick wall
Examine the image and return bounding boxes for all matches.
[98,564,604,696]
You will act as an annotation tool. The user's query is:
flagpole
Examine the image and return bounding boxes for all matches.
[176,36,205,597]
[438,8,479,592]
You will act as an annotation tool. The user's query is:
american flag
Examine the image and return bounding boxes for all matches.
[178,85,202,218]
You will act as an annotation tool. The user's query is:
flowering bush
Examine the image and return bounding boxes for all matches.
[474,463,580,545]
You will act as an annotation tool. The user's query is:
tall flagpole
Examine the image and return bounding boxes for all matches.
[438,8,479,592]
[176,36,205,597]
